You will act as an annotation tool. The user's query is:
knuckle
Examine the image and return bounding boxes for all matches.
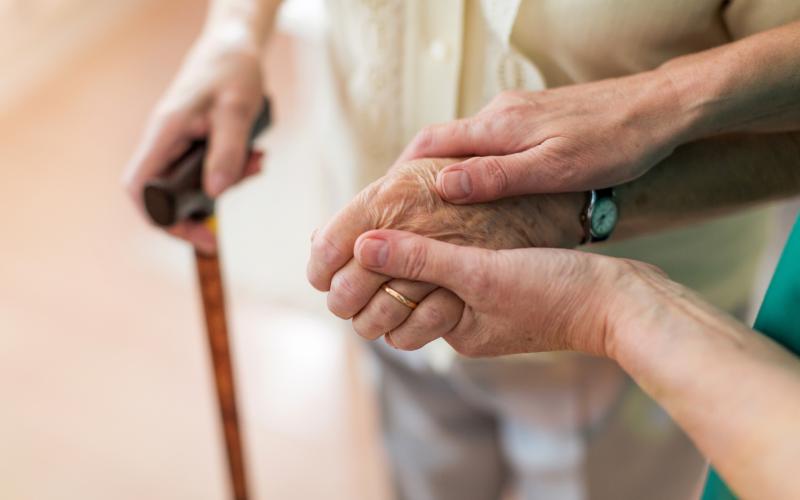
[489,91,511,108]
[326,297,350,319]
[491,91,538,124]
[306,258,329,292]
[307,272,329,292]
[327,274,358,318]
[492,90,524,108]
[353,184,380,216]
[327,298,352,319]
[402,242,428,281]
[377,296,408,324]
[311,233,344,268]
[351,317,383,341]
[353,300,407,340]
[481,106,506,125]
[390,333,424,352]
[416,305,449,332]
[480,157,510,197]
[411,126,436,154]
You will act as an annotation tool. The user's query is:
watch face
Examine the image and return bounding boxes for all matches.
[591,198,618,238]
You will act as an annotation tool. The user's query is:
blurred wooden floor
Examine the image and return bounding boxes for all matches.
[0,1,388,499]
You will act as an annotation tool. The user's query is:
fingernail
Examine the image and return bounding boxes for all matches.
[358,237,388,268]
[384,332,398,349]
[439,170,472,200]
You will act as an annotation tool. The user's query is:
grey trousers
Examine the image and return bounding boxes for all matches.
[372,342,706,500]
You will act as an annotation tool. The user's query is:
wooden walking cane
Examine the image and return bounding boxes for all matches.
[141,99,271,500]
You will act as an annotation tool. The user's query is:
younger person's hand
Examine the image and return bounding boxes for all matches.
[397,72,691,204]
[351,229,642,356]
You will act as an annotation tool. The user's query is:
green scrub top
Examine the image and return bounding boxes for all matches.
[702,213,800,500]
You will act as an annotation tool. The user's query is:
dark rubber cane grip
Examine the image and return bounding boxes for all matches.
[143,98,272,227]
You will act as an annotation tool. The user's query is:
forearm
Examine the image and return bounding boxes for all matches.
[203,0,283,47]
[609,273,800,499]
[662,20,800,138]
[607,21,800,239]
[613,131,800,240]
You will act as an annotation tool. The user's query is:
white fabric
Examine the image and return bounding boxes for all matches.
[323,0,800,370]
[311,1,800,497]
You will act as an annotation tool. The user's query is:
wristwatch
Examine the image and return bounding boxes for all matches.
[580,188,618,244]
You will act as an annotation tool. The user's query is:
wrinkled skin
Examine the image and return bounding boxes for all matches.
[361,158,583,249]
[353,230,632,357]
[308,157,585,349]
[396,73,687,204]
[123,33,266,253]
[353,227,800,500]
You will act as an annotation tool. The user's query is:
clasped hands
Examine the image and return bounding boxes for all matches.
[307,77,690,356]
[307,156,652,358]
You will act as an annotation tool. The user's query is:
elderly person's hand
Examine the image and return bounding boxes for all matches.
[307,158,585,349]
[123,30,266,253]
[396,72,690,204]
[350,229,632,356]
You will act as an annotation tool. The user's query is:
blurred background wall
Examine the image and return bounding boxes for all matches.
[0,1,389,499]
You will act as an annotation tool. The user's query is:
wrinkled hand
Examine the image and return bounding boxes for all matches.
[123,32,266,253]
[352,229,651,357]
[308,157,584,350]
[398,71,691,204]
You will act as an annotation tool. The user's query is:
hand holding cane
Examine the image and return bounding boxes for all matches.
[141,99,271,500]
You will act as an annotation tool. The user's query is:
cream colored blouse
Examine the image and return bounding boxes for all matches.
[323,0,800,352]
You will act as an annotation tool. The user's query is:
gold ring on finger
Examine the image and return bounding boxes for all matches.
[382,284,419,310]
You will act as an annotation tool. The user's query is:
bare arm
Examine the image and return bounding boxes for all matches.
[613,130,800,240]
[604,20,800,237]
[612,267,800,500]
[347,230,800,500]
[665,20,800,138]
[613,20,800,236]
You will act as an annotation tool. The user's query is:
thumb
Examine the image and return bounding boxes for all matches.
[435,146,567,203]
[354,230,488,296]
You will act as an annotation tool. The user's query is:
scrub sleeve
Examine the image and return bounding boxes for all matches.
[703,214,800,499]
